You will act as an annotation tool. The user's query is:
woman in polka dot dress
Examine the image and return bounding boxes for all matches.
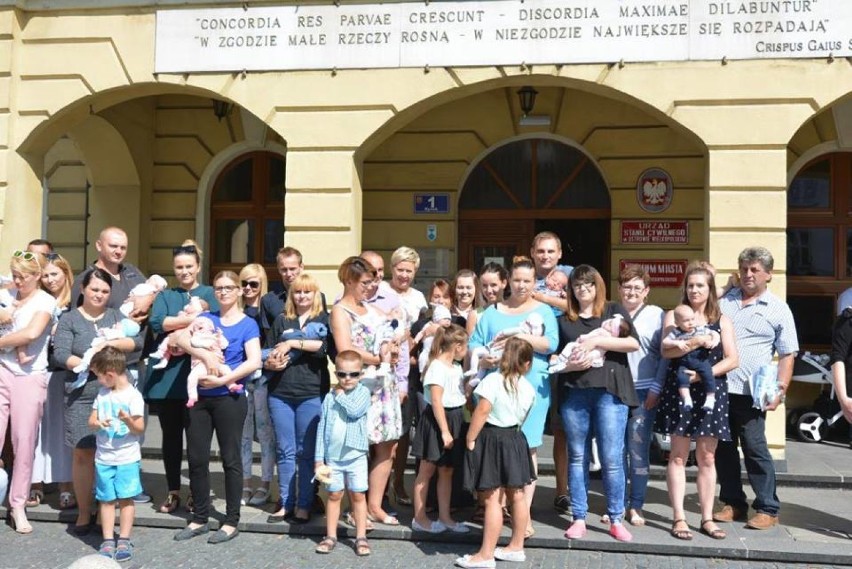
[653,262,738,542]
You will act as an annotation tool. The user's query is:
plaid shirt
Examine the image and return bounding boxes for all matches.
[314,383,371,463]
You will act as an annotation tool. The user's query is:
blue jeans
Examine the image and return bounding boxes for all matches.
[715,393,780,516]
[560,387,629,522]
[268,395,321,511]
[624,388,657,510]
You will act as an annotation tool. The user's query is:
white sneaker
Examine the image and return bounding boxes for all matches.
[444,521,471,534]
[494,548,526,562]
[411,519,446,533]
[454,555,495,569]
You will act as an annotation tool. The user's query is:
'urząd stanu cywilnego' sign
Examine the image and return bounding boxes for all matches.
[155,0,852,73]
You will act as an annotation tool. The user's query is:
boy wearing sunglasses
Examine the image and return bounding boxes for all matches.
[313,350,376,556]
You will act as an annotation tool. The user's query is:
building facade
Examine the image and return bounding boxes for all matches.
[3,0,852,457]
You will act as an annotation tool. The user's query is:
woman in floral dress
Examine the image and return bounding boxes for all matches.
[330,256,402,526]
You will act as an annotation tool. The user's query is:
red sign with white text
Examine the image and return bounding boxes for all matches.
[621,221,689,244]
[619,259,689,287]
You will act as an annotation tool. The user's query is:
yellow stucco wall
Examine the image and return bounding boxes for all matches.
[4,4,852,458]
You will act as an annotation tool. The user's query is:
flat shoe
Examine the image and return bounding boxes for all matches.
[25,489,43,508]
[367,513,400,526]
[454,554,496,568]
[444,521,471,534]
[315,535,337,554]
[247,487,270,507]
[494,547,526,562]
[174,524,209,541]
[158,493,180,514]
[59,492,77,511]
[700,519,727,540]
[627,509,646,526]
[609,522,633,542]
[411,519,446,533]
[208,528,239,544]
[266,512,287,524]
[345,511,374,531]
[564,521,587,540]
[670,519,693,541]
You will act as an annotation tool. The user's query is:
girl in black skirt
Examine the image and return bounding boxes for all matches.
[457,337,536,568]
[411,324,470,534]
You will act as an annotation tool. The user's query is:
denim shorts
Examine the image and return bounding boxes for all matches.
[326,455,368,493]
[95,461,143,502]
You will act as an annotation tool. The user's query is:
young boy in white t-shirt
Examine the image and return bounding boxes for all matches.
[87,346,145,562]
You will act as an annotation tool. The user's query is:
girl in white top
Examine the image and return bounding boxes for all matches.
[457,337,536,568]
[411,324,470,534]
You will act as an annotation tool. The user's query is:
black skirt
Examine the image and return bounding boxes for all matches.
[463,424,536,492]
[412,405,464,467]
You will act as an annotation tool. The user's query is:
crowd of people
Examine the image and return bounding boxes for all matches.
[2,226,847,568]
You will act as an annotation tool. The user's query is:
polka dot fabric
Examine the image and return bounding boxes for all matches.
[654,322,731,441]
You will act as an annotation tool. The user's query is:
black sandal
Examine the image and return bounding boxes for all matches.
[700,519,727,540]
[670,519,693,541]
[315,536,337,554]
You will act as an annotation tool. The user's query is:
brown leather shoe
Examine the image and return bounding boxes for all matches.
[746,512,779,530]
[713,504,748,523]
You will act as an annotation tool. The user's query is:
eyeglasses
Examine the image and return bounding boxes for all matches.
[241,280,260,289]
[213,285,239,294]
[334,370,362,379]
[172,245,197,256]
[572,282,596,291]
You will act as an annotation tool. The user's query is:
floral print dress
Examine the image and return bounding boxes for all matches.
[340,304,403,444]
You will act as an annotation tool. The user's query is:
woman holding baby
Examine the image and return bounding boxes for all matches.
[54,268,143,535]
[171,269,261,544]
[264,272,329,524]
[142,240,218,515]
[469,256,558,538]
[330,256,402,526]
[654,262,738,541]
[555,264,640,543]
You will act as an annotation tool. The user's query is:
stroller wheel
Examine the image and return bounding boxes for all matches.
[796,411,827,443]
[786,407,807,437]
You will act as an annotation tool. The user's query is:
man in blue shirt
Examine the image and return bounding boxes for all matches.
[716,247,798,530]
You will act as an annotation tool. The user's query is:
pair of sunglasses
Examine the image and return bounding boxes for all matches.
[334,371,362,379]
[241,280,260,289]
[12,250,41,264]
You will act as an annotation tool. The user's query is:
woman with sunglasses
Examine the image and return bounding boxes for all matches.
[236,264,275,508]
[556,265,640,543]
[265,273,329,524]
[143,240,218,515]
[0,251,56,533]
[330,256,402,526]
[28,252,76,511]
[54,268,144,535]
[172,270,261,544]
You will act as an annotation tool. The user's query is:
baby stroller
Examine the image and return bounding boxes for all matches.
[787,352,845,443]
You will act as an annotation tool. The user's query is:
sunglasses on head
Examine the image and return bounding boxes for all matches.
[45,252,61,261]
[172,245,197,256]
[334,370,362,379]
[12,250,41,266]
[241,280,260,289]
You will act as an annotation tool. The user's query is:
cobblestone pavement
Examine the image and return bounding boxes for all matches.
[0,522,848,569]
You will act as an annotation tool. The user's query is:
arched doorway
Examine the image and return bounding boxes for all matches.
[459,137,610,277]
[787,152,852,348]
[208,151,286,278]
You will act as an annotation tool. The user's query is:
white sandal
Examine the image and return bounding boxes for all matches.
[248,487,270,507]
[240,487,252,506]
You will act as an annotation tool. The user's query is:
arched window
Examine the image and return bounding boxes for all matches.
[787,152,852,347]
[209,151,285,278]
